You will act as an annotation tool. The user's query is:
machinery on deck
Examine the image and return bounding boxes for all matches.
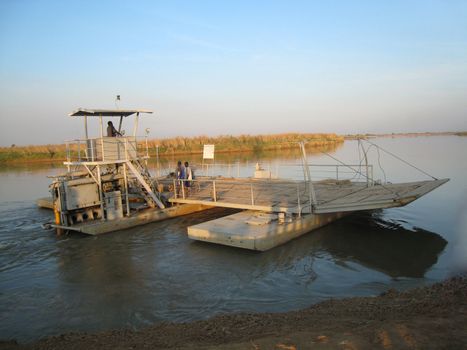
[44,108,205,235]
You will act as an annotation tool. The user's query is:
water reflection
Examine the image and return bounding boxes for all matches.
[295,211,446,278]
[0,161,62,173]
[189,211,447,279]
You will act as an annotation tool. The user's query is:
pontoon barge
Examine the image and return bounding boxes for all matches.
[39,108,448,251]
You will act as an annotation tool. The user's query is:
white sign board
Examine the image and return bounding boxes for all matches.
[203,144,215,159]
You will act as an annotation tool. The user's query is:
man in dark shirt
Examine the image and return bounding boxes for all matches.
[107,121,121,137]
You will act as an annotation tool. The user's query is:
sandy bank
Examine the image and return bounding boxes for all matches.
[2,276,466,350]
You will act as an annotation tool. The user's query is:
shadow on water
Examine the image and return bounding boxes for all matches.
[271,211,446,279]
[52,207,447,303]
[310,211,448,278]
[189,210,447,279]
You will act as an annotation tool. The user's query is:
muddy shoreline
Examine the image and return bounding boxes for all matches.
[2,275,466,350]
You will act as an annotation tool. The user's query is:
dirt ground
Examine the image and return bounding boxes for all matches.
[2,276,466,350]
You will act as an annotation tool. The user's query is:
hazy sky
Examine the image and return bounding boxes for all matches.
[1,0,466,146]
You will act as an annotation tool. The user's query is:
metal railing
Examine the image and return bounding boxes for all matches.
[157,161,374,184]
[170,177,314,214]
[167,162,375,214]
[65,136,150,163]
[286,164,374,185]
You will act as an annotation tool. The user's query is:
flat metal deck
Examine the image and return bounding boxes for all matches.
[169,178,449,214]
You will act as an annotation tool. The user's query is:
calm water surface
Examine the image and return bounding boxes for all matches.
[0,136,466,342]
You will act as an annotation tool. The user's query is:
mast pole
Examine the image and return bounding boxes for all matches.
[84,116,88,140]
[84,116,89,160]
[133,112,139,137]
[99,114,105,161]
[118,116,123,133]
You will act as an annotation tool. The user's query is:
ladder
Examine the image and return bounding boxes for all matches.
[126,161,165,209]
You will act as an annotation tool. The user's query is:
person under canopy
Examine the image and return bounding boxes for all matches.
[107,121,121,137]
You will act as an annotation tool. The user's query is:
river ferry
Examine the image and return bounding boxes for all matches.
[39,108,448,251]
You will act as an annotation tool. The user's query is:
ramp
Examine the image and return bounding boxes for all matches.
[170,178,449,214]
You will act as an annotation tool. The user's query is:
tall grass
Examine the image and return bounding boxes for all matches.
[0,133,344,163]
[147,133,344,155]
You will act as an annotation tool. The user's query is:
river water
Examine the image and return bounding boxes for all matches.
[0,136,466,342]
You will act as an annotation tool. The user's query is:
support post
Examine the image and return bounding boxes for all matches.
[84,116,89,159]
[54,186,63,236]
[96,165,105,221]
[299,142,317,211]
[145,135,149,159]
[250,183,254,205]
[118,116,123,133]
[363,149,369,187]
[123,163,130,216]
[297,182,301,217]
[156,145,160,177]
[84,116,89,139]
[90,139,95,161]
[99,114,104,138]
[78,140,81,162]
[133,112,139,137]
[212,180,217,201]
[99,114,105,161]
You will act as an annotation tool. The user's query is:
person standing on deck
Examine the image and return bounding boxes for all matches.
[176,161,185,180]
[175,161,185,196]
[184,161,193,194]
[107,121,121,137]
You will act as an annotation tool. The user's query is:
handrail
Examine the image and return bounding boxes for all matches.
[191,162,374,184]
[64,135,149,163]
[154,161,375,185]
[170,178,314,214]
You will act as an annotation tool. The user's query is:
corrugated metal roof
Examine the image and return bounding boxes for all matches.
[69,108,153,117]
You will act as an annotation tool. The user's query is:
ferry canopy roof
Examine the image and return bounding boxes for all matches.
[69,108,153,117]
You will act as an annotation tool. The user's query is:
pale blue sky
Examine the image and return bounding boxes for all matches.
[0,0,466,146]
